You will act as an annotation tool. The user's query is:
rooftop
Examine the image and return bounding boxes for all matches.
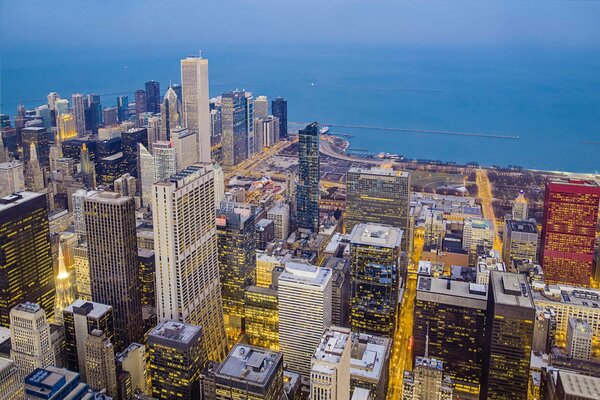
[0,191,45,211]
[416,276,488,308]
[216,345,282,385]
[557,370,600,398]
[350,333,390,382]
[414,356,444,371]
[149,320,202,346]
[13,302,41,314]
[64,299,112,319]
[568,317,593,334]
[156,163,213,188]
[348,166,410,178]
[313,327,351,366]
[350,224,403,248]
[465,218,493,230]
[548,177,600,188]
[507,220,537,234]
[532,285,600,309]
[490,271,535,309]
[279,261,332,288]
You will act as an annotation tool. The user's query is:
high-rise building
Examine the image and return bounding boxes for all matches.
[0,192,54,326]
[135,89,147,115]
[402,357,453,400]
[139,144,154,208]
[297,122,320,232]
[540,178,600,286]
[85,329,117,397]
[24,366,91,400]
[147,115,161,150]
[103,106,118,126]
[566,317,593,361]
[221,91,249,166]
[138,249,156,309]
[267,202,290,240]
[345,167,410,247]
[161,87,184,141]
[57,113,78,141]
[278,262,332,379]
[117,95,129,122]
[24,141,45,191]
[349,333,391,400]
[153,164,228,361]
[172,127,199,170]
[145,80,161,114]
[71,93,86,135]
[87,94,102,134]
[311,326,351,400]
[413,276,487,396]
[122,127,148,179]
[512,191,528,221]
[0,161,24,197]
[212,344,284,400]
[10,303,56,377]
[257,115,280,150]
[462,218,495,265]
[0,357,23,400]
[63,299,114,380]
[216,202,256,340]
[245,92,255,158]
[502,220,538,265]
[22,126,49,167]
[255,95,269,119]
[271,97,287,138]
[73,244,92,301]
[152,141,177,182]
[480,272,535,400]
[326,257,352,328]
[181,57,211,163]
[349,224,402,337]
[148,320,204,400]
[55,98,69,116]
[53,243,75,324]
[116,342,149,396]
[244,285,279,351]
[84,192,143,350]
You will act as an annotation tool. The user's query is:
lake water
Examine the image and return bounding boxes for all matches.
[1,44,599,172]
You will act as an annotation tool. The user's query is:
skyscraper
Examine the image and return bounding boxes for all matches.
[10,303,56,377]
[148,320,204,400]
[271,97,287,138]
[135,89,147,115]
[84,192,143,350]
[480,272,535,400]
[145,80,161,114]
[502,220,538,265]
[152,164,228,361]
[349,224,402,337]
[540,178,600,286]
[566,317,593,361]
[512,191,528,221]
[216,202,257,340]
[85,329,118,397]
[121,127,148,179]
[24,142,44,191]
[345,167,410,248]
[22,126,49,167]
[53,243,75,324]
[244,285,279,351]
[255,95,269,119]
[221,91,249,166]
[0,357,23,400]
[181,57,211,163]
[87,94,102,134]
[161,86,183,141]
[152,141,177,182]
[278,262,332,379]
[310,326,351,400]
[71,93,86,136]
[245,92,255,158]
[296,122,320,232]
[0,192,55,326]
[0,161,24,197]
[57,113,78,141]
[139,144,154,208]
[116,95,129,122]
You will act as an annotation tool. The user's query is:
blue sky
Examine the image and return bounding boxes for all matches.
[2,0,600,50]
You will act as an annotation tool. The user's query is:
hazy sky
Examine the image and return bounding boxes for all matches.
[2,0,600,50]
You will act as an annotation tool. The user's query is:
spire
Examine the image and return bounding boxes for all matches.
[425,321,430,358]
[57,243,68,279]
[29,142,38,162]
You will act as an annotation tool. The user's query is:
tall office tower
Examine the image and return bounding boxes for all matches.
[73,244,92,300]
[0,161,25,196]
[213,344,284,400]
[172,127,199,170]
[47,92,60,111]
[181,57,211,163]
[148,320,204,400]
[310,326,351,400]
[271,97,287,138]
[413,276,487,396]
[87,93,102,134]
[147,115,161,151]
[278,262,332,379]
[103,106,118,126]
[55,98,69,116]
[71,93,86,135]
[254,95,269,119]
[153,164,228,361]
[10,303,56,377]
[221,91,249,166]
[462,218,495,265]
[24,142,44,191]
[122,127,148,179]
[267,202,290,240]
[35,105,52,130]
[135,89,147,115]
[145,80,161,114]
[53,244,75,324]
[402,356,453,400]
[0,192,54,326]
[116,95,129,122]
[0,357,23,400]
[63,299,114,379]
[540,178,600,286]
[216,202,257,340]
[345,168,410,247]
[80,143,96,188]
[245,92,255,158]
[502,220,538,265]
[57,113,78,141]
[512,191,528,221]
[349,224,402,337]
[72,189,96,240]
[326,258,351,328]
[254,117,265,152]
[161,87,183,140]
[566,317,593,360]
[116,342,149,395]
[85,329,118,397]
[171,82,183,100]
[22,126,49,167]
[114,173,137,197]
[84,192,143,350]
[244,285,279,351]
[210,108,222,138]
[297,122,320,232]
[480,272,535,400]
[139,144,154,208]
[213,162,225,207]
[257,115,280,151]
[152,141,177,182]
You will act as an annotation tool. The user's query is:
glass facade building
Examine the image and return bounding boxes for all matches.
[221,91,249,166]
[296,122,320,233]
[244,285,279,351]
[271,97,287,138]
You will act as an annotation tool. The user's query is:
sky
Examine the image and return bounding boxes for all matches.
[2,0,600,50]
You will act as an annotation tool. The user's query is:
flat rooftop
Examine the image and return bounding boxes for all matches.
[313,327,351,366]
[350,333,390,382]
[507,220,537,234]
[490,271,535,309]
[155,163,212,188]
[0,191,45,211]
[216,345,282,386]
[279,261,331,288]
[348,167,410,178]
[465,218,493,230]
[416,276,488,309]
[149,320,202,346]
[350,224,403,248]
[64,299,112,319]
[548,177,600,188]
[532,285,600,309]
[558,370,600,398]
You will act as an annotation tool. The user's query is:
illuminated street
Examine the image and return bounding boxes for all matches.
[388,228,424,400]
[476,169,503,253]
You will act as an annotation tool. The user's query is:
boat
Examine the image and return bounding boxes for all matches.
[320,126,330,135]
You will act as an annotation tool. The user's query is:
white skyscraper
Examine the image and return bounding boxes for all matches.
[181,56,211,163]
[152,141,177,182]
[139,143,155,209]
[152,163,228,361]
[71,93,86,136]
[0,161,25,197]
[245,92,255,158]
[171,127,198,170]
[85,329,118,397]
[213,163,225,208]
[10,303,56,377]
[311,326,351,400]
[71,189,97,241]
[566,317,593,361]
[278,262,332,379]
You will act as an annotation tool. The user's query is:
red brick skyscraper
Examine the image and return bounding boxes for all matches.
[540,178,600,286]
